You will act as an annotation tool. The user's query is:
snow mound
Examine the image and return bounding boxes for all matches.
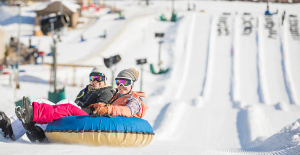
[274,101,290,111]
[191,96,205,108]
[234,101,249,109]
[249,118,300,153]
[154,101,187,140]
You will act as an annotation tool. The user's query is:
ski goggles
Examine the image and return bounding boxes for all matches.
[89,73,105,82]
[115,77,133,87]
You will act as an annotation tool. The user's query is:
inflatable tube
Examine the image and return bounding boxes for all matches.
[45,115,154,147]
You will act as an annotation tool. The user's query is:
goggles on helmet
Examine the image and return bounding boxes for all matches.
[115,77,133,87]
[89,73,105,82]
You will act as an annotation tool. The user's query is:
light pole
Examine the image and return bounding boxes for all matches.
[158,40,163,70]
[109,57,114,87]
[50,17,57,91]
[155,33,165,70]
[15,3,21,97]
[172,0,174,13]
[136,59,147,92]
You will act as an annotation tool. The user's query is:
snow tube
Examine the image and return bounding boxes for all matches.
[45,115,154,147]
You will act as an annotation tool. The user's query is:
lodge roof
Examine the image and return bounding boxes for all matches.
[36,0,80,14]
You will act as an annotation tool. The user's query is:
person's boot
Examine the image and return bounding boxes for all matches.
[0,111,15,141]
[15,106,35,131]
[25,126,47,143]
[22,96,34,125]
[15,107,46,143]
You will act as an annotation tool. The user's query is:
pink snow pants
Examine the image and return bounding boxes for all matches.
[33,102,88,124]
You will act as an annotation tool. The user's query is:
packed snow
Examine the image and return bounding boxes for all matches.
[0,0,300,154]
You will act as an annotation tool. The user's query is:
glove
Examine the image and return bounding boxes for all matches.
[87,102,106,110]
[93,106,108,116]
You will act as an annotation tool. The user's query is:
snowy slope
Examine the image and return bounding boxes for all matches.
[283,15,300,105]
[233,14,260,105]
[203,14,234,105]
[156,13,242,148]
[258,15,290,105]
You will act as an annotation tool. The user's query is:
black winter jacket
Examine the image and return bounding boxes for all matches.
[74,85,115,109]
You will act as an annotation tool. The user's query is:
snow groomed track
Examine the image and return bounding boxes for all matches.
[233,14,260,105]
[282,15,300,106]
[258,15,290,105]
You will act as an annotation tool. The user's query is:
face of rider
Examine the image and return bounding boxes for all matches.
[90,80,105,88]
[117,85,131,95]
